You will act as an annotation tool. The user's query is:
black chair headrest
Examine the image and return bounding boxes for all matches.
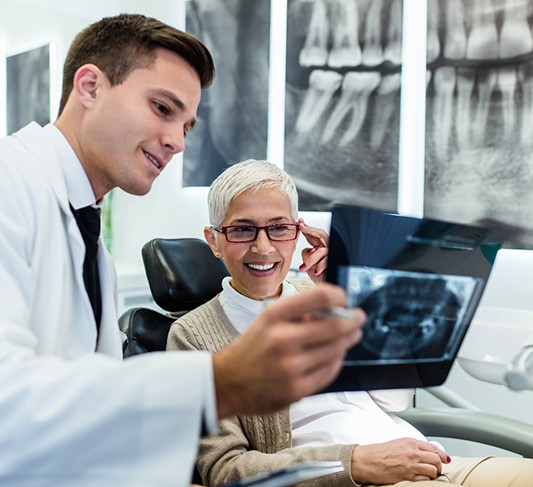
[142,238,229,313]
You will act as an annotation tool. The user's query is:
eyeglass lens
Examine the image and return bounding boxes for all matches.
[226,224,298,242]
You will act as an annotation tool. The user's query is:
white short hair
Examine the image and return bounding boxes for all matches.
[208,159,299,226]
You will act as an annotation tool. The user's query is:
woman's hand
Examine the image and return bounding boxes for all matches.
[298,218,328,283]
[350,438,451,484]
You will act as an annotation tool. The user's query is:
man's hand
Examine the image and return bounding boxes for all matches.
[298,219,328,283]
[213,284,365,419]
[350,438,451,484]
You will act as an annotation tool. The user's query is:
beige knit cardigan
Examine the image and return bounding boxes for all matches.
[167,285,358,487]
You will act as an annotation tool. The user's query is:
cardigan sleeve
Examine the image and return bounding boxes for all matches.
[198,415,357,487]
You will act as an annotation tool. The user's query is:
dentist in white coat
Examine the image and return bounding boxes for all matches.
[0,13,365,487]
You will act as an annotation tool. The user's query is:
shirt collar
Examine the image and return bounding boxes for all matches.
[45,124,98,210]
[221,276,298,313]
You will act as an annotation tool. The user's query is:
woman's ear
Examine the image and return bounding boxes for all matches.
[204,226,222,258]
[72,64,104,108]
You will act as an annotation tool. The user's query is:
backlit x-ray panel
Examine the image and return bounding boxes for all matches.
[284,0,402,211]
[182,0,270,187]
[324,204,504,390]
[425,0,533,249]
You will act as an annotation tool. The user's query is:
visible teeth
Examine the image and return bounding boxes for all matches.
[444,0,467,59]
[427,0,441,62]
[327,0,361,68]
[472,69,497,144]
[370,73,401,150]
[299,0,329,67]
[383,0,402,65]
[499,1,533,58]
[321,71,381,146]
[294,70,343,134]
[496,67,518,138]
[248,263,275,271]
[432,66,456,159]
[519,64,533,145]
[455,67,476,149]
[145,152,160,168]
[466,0,499,60]
[362,0,384,66]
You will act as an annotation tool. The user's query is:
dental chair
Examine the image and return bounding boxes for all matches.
[120,237,229,357]
[119,238,533,459]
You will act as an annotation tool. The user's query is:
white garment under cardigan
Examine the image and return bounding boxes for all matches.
[218,276,430,448]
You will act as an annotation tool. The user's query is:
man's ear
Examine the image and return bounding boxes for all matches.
[72,64,104,107]
[204,226,222,258]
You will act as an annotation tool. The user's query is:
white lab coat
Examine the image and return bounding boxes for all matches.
[0,123,213,486]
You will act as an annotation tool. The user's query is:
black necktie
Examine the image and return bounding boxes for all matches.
[70,204,102,330]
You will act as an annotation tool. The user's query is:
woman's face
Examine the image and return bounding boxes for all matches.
[205,188,298,300]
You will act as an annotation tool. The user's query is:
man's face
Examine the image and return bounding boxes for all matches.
[80,48,202,200]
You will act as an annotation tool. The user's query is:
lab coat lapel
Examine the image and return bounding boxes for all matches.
[18,123,98,343]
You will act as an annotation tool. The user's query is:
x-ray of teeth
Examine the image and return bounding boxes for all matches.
[328,0,362,68]
[321,72,381,146]
[383,0,402,64]
[426,0,533,249]
[496,66,518,137]
[443,0,466,59]
[299,0,330,67]
[467,0,499,60]
[427,0,441,63]
[455,68,476,150]
[286,0,402,211]
[362,0,385,66]
[370,73,401,150]
[520,63,533,145]
[181,0,270,187]
[294,70,343,135]
[499,0,533,58]
[340,268,477,363]
[432,66,456,160]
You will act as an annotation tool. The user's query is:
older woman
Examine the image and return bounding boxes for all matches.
[167,159,533,487]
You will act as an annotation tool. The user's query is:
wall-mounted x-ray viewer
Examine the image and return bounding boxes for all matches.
[323,204,505,392]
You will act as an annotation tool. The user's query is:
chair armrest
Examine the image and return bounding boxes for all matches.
[397,408,533,458]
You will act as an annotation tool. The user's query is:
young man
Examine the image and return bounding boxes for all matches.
[0,13,365,486]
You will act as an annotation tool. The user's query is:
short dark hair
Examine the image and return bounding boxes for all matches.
[58,13,215,115]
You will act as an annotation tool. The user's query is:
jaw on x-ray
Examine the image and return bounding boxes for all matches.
[341,267,478,364]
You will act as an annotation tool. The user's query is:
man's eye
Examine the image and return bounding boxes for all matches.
[154,102,170,115]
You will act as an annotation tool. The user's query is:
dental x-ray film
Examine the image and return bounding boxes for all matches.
[323,204,505,392]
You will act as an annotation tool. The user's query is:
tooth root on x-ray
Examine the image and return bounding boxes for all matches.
[299,0,329,67]
[370,73,401,150]
[519,64,533,146]
[499,1,533,58]
[327,0,362,68]
[472,69,497,144]
[466,0,499,60]
[444,0,467,59]
[426,0,441,63]
[362,0,384,66]
[295,69,343,135]
[455,68,476,149]
[432,66,457,160]
[321,71,381,146]
[496,67,518,137]
[384,0,402,64]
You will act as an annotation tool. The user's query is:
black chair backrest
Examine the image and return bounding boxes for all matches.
[119,238,229,357]
[142,237,230,313]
